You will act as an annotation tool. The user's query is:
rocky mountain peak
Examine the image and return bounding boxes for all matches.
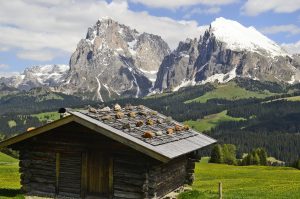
[60,19,170,101]
[154,18,300,92]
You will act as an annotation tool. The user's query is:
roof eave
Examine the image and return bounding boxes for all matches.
[0,115,76,149]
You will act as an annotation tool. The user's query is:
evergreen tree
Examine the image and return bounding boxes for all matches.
[222,144,237,165]
[248,154,254,165]
[294,159,300,170]
[210,144,224,163]
[253,152,260,165]
[256,148,267,165]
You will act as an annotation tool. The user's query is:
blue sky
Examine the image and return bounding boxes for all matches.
[0,0,300,76]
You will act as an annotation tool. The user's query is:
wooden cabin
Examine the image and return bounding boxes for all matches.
[0,105,216,199]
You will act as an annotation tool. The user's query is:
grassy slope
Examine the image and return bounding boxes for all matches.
[179,158,300,199]
[7,121,17,128]
[32,111,60,122]
[286,96,300,101]
[0,152,23,199]
[184,110,245,132]
[185,82,274,103]
[266,95,300,103]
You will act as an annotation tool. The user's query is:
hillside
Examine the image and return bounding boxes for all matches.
[106,79,300,163]
[185,82,275,103]
[0,87,94,137]
[1,78,300,163]
[184,110,245,132]
[0,87,94,115]
[0,152,22,199]
[179,157,300,199]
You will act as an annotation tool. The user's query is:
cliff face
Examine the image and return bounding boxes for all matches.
[61,18,170,101]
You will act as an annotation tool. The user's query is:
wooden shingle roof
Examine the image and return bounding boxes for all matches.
[0,105,216,162]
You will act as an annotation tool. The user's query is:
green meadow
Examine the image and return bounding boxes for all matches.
[284,95,300,101]
[185,82,274,103]
[32,111,60,122]
[179,158,300,199]
[184,110,245,132]
[0,153,23,199]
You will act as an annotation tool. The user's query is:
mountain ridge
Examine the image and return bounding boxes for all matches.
[1,17,300,100]
[154,18,300,92]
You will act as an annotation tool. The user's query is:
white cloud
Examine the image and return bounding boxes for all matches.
[242,0,300,16]
[183,7,221,19]
[17,50,59,61]
[0,64,9,69]
[0,71,20,78]
[0,47,9,52]
[261,24,300,35]
[282,41,300,54]
[0,0,206,62]
[130,0,237,9]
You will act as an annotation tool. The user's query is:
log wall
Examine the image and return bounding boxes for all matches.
[19,150,56,198]
[113,152,156,199]
[148,156,187,198]
[14,122,199,199]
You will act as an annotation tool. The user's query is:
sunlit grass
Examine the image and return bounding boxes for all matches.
[0,152,23,199]
[185,82,274,103]
[184,110,245,132]
[180,157,300,199]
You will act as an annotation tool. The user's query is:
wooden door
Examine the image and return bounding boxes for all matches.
[87,152,110,196]
[58,152,82,198]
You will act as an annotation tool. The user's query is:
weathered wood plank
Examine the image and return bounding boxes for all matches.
[109,157,113,197]
[81,152,87,198]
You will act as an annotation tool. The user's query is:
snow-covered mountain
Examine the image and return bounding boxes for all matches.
[0,64,69,91]
[207,17,288,57]
[59,18,170,101]
[2,17,300,99]
[154,17,300,92]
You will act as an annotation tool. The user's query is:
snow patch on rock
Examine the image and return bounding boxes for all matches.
[201,66,237,84]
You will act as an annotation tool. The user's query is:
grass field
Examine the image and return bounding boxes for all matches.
[285,96,300,101]
[1,153,299,199]
[0,152,23,199]
[265,95,300,103]
[184,110,245,132]
[179,157,300,199]
[7,121,17,128]
[185,83,274,103]
[32,111,60,122]
[271,95,300,102]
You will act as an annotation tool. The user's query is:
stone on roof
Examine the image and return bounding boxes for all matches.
[80,104,198,146]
